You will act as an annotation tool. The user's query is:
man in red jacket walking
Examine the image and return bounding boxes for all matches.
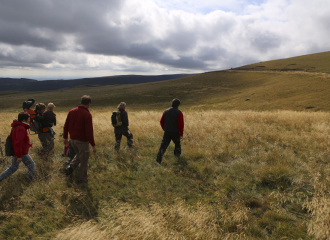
[0,112,36,182]
[156,99,184,165]
[63,95,96,183]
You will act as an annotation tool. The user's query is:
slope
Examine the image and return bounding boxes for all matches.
[0,51,330,112]
[235,51,330,73]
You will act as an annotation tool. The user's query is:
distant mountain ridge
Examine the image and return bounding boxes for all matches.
[0,74,194,92]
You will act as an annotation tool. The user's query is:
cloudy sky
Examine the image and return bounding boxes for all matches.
[0,0,329,80]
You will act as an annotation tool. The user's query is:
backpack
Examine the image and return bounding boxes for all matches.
[5,127,18,156]
[22,99,42,133]
[111,111,122,127]
[29,118,42,132]
[23,99,35,110]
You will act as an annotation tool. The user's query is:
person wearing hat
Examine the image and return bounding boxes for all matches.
[37,103,57,155]
[156,99,184,165]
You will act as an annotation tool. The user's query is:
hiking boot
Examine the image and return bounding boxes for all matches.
[65,166,74,176]
[38,150,46,156]
[63,159,72,166]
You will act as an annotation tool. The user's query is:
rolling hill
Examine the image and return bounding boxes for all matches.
[0,51,330,112]
[0,74,194,92]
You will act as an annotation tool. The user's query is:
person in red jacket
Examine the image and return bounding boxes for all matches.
[0,112,36,182]
[156,99,184,165]
[63,95,96,183]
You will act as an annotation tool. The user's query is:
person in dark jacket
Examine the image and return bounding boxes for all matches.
[156,99,184,165]
[63,95,96,183]
[114,102,133,151]
[37,103,56,155]
[0,112,36,182]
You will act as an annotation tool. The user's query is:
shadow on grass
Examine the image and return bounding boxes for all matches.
[61,184,99,219]
[0,173,32,211]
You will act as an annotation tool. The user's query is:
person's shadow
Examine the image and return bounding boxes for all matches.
[0,173,31,211]
[64,183,99,219]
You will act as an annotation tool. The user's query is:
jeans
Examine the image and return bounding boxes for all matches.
[0,154,36,182]
[156,131,181,164]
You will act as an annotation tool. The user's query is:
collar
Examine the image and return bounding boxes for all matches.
[78,105,90,112]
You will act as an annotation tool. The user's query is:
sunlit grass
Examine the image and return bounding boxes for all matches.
[1,110,330,239]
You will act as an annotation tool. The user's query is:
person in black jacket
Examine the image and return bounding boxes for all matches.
[156,99,184,165]
[114,102,133,151]
[36,103,56,155]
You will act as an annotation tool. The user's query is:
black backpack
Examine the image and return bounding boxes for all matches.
[29,117,42,132]
[5,127,18,156]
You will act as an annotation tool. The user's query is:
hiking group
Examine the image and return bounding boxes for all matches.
[0,95,184,184]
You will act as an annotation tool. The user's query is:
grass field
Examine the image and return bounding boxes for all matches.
[0,109,330,239]
[1,69,330,113]
[1,52,330,113]
[1,51,330,239]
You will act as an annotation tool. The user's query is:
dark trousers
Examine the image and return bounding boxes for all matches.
[38,132,54,153]
[115,130,133,151]
[157,132,181,164]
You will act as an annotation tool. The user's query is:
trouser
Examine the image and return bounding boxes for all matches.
[38,132,54,153]
[0,154,36,182]
[115,130,133,151]
[69,139,90,182]
[156,131,181,164]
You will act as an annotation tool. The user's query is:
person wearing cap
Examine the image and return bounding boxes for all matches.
[37,102,57,155]
[156,99,184,165]
[114,102,133,151]
[63,95,96,184]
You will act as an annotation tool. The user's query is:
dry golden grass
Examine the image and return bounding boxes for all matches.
[1,109,330,239]
[235,51,330,73]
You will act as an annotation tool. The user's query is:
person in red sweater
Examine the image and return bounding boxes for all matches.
[0,112,36,182]
[156,99,184,165]
[63,95,96,183]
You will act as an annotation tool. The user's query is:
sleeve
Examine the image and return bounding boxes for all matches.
[85,114,96,146]
[54,113,56,126]
[13,127,25,158]
[122,111,129,126]
[63,112,70,139]
[160,112,165,130]
[178,112,184,137]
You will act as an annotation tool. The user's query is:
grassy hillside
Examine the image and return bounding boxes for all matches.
[235,51,330,73]
[1,51,330,112]
[1,70,330,112]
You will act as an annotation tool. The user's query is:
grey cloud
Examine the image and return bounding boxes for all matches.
[0,0,122,51]
[0,20,64,50]
[0,0,210,70]
[249,31,283,53]
[0,0,329,74]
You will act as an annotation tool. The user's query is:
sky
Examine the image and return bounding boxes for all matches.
[0,0,329,80]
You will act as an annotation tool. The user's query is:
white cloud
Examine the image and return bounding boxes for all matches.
[0,0,329,79]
